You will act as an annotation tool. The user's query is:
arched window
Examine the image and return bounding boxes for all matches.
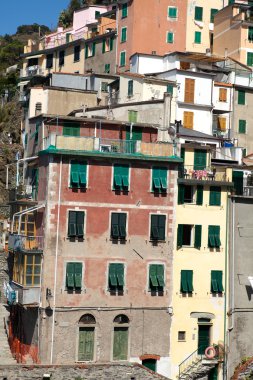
[78,314,96,361]
[113,314,129,361]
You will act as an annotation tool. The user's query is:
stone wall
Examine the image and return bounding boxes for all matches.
[0,363,170,380]
[0,249,8,302]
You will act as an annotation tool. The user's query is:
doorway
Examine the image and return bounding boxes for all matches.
[198,324,210,354]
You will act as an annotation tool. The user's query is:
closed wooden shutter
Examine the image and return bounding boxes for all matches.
[232,170,244,195]
[177,224,183,248]
[196,185,203,205]
[209,186,221,206]
[219,88,227,102]
[183,111,194,129]
[184,79,195,103]
[194,225,202,249]
[74,263,82,288]
[68,211,77,237]
[113,327,128,360]
[78,327,94,361]
[178,184,185,205]
[194,150,207,170]
[218,117,226,131]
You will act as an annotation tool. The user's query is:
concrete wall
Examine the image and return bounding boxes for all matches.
[227,197,253,378]
[85,35,116,74]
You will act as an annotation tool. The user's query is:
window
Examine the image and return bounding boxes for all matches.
[13,253,41,286]
[66,262,82,290]
[243,148,247,157]
[219,88,227,102]
[239,119,246,134]
[177,224,202,249]
[111,213,127,240]
[85,43,96,58]
[121,27,127,43]
[59,50,65,66]
[108,263,124,292]
[168,7,177,18]
[78,314,95,361]
[167,32,174,43]
[210,9,218,23]
[150,214,166,241]
[211,271,223,293]
[113,164,129,191]
[194,149,207,170]
[184,78,195,103]
[122,3,128,18]
[120,51,126,67]
[208,225,221,248]
[218,117,226,132]
[63,122,80,136]
[152,167,167,193]
[113,315,129,361]
[95,10,100,19]
[167,84,173,95]
[70,161,87,188]
[105,63,110,73]
[74,45,80,62]
[248,27,253,41]
[128,80,133,96]
[101,82,108,92]
[183,111,194,129]
[195,6,203,21]
[181,270,193,293]
[238,90,245,105]
[194,31,201,44]
[178,331,186,341]
[68,211,84,238]
[149,264,165,293]
[128,110,138,123]
[209,186,221,206]
[247,52,253,66]
[35,103,42,116]
[178,185,203,205]
[46,54,53,69]
[34,121,40,143]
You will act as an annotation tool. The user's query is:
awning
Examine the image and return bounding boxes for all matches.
[17,81,30,87]
[27,54,44,59]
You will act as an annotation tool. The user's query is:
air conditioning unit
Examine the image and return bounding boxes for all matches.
[100,144,111,152]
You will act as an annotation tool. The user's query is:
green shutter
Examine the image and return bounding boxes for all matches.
[249,27,253,41]
[74,263,82,288]
[238,119,246,134]
[209,186,221,206]
[111,213,120,238]
[232,170,244,195]
[120,51,126,66]
[102,39,106,53]
[194,32,201,44]
[187,270,193,292]
[79,162,87,187]
[109,264,117,288]
[71,161,79,187]
[214,226,221,247]
[121,27,127,42]
[210,9,218,23]
[105,63,110,73]
[128,110,138,123]
[85,45,89,58]
[194,150,207,170]
[63,122,80,137]
[110,37,114,51]
[216,270,223,292]
[128,80,133,96]
[113,164,129,190]
[150,265,159,287]
[167,32,174,43]
[194,225,202,249]
[247,52,253,66]
[119,213,127,238]
[196,185,203,205]
[156,265,165,287]
[152,167,167,192]
[113,327,128,360]
[208,225,216,248]
[151,215,159,240]
[181,270,188,292]
[78,327,94,361]
[238,90,245,105]
[122,3,128,18]
[177,224,183,248]
[158,215,166,241]
[68,211,77,237]
[168,7,177,18]
[66,263,75,288]
[132,126,142,141]
[76,211,84,237]
[211,271,219,292]
[178,184,185,205]
[116,263,124,287]
[35,123,39,143]
[195,6,203,21]
[167,84,173,94]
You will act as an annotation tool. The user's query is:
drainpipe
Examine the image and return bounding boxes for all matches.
[115,3,119,73]
[50,154,62,364]
[223,190,230,380]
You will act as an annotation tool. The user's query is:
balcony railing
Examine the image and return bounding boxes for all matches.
[8,234,44,252]
[9,185,38,202]
[179,165,230,182]
[43,134,175,158]
[20,65,44,78]
[212,147,243,164]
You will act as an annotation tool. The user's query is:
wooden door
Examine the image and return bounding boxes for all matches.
[78,327,94,361]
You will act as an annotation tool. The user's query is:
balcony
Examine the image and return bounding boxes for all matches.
[20,65,44,78]
[43,134,178,161]
[212,147,243,165]
[178,165,232,185]
[8,234,44,252]
[9,185,38,203]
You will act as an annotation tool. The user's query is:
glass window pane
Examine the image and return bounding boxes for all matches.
[26,265,33,274]
[26,276,32,285]
[26,256,33,264]
[34,276,40,285]
[35,256,41,264]
[34,265,41,274]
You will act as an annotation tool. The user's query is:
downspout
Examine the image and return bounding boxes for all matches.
[50,154,62,364]
[223,190,230,380]
[228,196,235,332]
[115,3,119,73]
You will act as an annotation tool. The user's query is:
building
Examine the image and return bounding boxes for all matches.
[7,113,181,376]
[213,1,253,67]
[117,0,224,71]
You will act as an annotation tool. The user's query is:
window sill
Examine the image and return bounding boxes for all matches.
[149,240,166,244]
[74,59,80,63]
[178,340,186,342]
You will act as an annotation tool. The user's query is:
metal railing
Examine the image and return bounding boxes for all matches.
[20,65,44,78]
[179,165,230,182]
[9,185,38,202]
[8,234,44,251]
[179,347,204,379]
[44,134,175,158]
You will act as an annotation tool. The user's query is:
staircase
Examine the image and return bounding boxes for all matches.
[179,347,219,380]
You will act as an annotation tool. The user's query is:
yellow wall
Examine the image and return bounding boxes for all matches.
[170,148,229,379]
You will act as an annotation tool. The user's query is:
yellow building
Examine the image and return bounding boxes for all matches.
[213,1,253,66]
[170,143,232,379]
